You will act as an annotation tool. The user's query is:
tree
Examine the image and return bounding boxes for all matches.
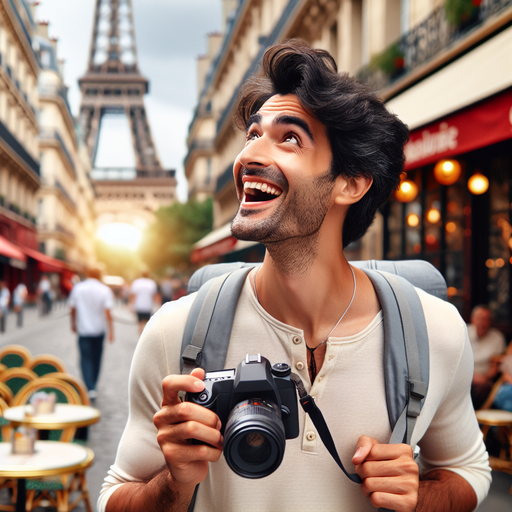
[139,198,213,273]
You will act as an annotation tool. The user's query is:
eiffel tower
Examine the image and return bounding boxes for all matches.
[79,0,176,227]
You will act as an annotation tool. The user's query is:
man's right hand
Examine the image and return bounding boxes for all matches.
[153,368,224,487]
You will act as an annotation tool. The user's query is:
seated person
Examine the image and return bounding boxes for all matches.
[493,343,512,412]
[468,305,506,409]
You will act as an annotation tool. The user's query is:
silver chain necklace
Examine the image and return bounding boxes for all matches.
[252,265,357,381]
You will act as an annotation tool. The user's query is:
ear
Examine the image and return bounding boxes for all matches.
[333,174,373,205]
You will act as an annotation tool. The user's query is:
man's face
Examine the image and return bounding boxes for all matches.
[231,94,334,243]
[471,308,492,338]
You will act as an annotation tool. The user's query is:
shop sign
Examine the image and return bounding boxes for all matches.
[404,88,512,170]
[190,236,237,263]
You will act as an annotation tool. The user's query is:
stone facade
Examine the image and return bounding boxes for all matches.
[34,21,97,270]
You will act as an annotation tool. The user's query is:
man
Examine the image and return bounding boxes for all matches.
[12,282,28,328]
[130,271,158,334]
[69,267,114,400]
[100,41,490,512]
[37,275,52,316]
[468,304,506,409]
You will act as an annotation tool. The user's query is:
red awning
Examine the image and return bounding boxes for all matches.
[404,88,512,171]
[191,236,237,263]
[21,246,70,273]
[0,235,27,268]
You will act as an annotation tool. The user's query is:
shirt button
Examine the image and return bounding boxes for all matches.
[296,361,305,371]
[306,431,316,441]
[292,335,302,345]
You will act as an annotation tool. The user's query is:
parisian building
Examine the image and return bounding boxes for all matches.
[0,0,97,300]
[186,0,512,332]
[33,20,97,293]
[0,0,40,294]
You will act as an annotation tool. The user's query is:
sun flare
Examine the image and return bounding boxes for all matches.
[96,223,142,251]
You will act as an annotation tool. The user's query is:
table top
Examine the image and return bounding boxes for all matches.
[3,404,100,429]
[0,441,94,478]
[476,409,512,425]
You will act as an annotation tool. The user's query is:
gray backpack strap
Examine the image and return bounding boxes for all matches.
[362,269,429,445]
[180,267,253,374]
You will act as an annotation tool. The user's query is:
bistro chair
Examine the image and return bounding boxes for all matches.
[0,396,15,512]
[0,363,6,373]
[28,354,67,377]
[0,382,13,405]
[12,377,93,512]
[476,375,512,493]
[0,367,37,397]
[46,372,90,406]
[0,345,32,369]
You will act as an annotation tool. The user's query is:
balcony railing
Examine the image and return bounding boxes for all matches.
[358,0,512,92]
[39,128,76,177]
[39,84,73,119]
[0,118,39,176]
[215,163,235,194]
[55,180,77,211]
[184,138,215,167]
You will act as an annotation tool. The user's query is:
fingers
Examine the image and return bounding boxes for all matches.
[161,368,206,407]
[353,436,419,512]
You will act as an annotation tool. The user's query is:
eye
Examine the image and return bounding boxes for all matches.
[246,130,259,141]
[284,133,300,145]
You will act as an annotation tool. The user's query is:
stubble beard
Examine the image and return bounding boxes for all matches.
[231,168,336,276]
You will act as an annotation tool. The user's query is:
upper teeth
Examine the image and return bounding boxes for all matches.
[244,181,281,196]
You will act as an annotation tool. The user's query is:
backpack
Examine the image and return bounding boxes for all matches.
[181,260,446,512]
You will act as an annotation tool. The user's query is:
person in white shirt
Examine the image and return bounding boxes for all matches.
[101,41,490,512]
[68,268,114,399]
[130,272,158,334]
[467,304,506,409]
[13,282,28,328]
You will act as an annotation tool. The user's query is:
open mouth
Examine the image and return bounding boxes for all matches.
[243,180,283,203]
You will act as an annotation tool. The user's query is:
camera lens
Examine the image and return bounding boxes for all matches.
[223,398,286,479]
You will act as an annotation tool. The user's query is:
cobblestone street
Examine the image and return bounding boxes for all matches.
[0,303,139,511]
[1,304,511,511]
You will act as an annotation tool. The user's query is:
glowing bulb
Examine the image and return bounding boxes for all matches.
[445,222,456,233]
[426,208,441,224]
[407,213,420,227]
[434,159,461,185]
[468,171,489,195]
[396,180,418,202]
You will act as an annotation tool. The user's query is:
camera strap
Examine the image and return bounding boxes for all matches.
[289,372,362,484]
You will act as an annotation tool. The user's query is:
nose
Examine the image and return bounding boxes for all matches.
[237,135,274,169]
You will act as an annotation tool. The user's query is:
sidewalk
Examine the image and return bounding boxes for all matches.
[0,302,139,511]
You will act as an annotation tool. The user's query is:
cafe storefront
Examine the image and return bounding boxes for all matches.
[384,87,512,332]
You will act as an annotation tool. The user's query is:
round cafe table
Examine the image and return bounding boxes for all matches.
[0,441,94,512]
[3,404,100,430]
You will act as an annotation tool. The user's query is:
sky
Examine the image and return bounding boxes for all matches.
[35,0,223,201]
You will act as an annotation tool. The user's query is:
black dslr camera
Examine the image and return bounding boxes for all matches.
[185,354,299,479]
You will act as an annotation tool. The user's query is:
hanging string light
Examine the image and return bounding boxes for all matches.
[395,179,418,202]
[468,171,489,195]
[434,159,461,185]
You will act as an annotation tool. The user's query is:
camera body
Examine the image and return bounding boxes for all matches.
[185,354,299,478]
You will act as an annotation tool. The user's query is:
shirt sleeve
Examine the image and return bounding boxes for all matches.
[98,295,195,512]
[417,313,492,507]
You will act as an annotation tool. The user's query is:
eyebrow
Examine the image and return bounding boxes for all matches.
[245,113,314,143]
[274,115,314,142]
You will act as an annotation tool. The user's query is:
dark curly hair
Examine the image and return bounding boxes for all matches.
[234,39,409,248]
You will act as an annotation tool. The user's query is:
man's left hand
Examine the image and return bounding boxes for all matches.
[352,435,419,512]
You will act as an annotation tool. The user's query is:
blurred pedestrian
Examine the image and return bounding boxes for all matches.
[467,304,506,409]
[159,273,173,305]
[130,271,157,334]
[12,282,28,328]
[37,275,52,316]
[0,281,10,333]
[68,267,114,400]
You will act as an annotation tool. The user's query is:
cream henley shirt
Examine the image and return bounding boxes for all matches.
[99,278,491,512]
